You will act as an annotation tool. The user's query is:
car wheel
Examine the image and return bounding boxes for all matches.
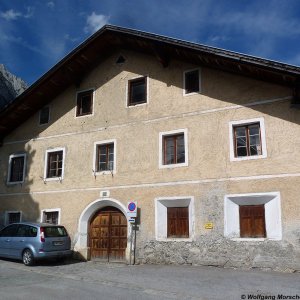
[22,249,34,266]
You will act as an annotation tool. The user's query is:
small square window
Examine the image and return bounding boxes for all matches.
[128,77,147,106]
[7,212,21,224]
[43,211,59,225]
[44,148,65,180]
[7,154,26,184]
[184,69,200,95]
[39,106,50,125]
[76,90,93,116]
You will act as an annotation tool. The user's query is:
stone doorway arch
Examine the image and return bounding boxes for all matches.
[74,198,130,261]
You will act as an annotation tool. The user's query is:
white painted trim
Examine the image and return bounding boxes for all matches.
[3,96,291,146]
[92,139,117,175]
[74,88,95,118]
[40,208,61,224]
[155,196,195,241]
[183,68,201,96]
[38,105,51,126]
[224,191,282,240]
[4,210,22,225]
[1,172,299,197]
[74,198,131,261]
[229,117,267,161]
[7,153,26,185]
[126,75,149,108]
[159,128,188,169]
[43,147,66,181]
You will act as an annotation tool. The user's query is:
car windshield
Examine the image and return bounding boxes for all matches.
[44,226,68,237]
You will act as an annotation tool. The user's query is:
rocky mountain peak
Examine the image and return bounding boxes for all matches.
[0,64,28,110]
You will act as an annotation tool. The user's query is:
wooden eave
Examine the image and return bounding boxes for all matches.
[1,24,300,139]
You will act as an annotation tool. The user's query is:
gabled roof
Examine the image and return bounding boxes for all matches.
[1,24,300,140]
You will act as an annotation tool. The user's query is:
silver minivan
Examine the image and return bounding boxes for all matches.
[0,222,72,266]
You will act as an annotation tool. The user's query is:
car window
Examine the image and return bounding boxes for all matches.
[16,225,37,237]
[0,224,19,237]
[44,226,68,237]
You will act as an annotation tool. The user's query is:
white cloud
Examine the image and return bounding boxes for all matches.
[0,7,34,21]
[47,2,55,9]
[84,12,110,34]
[1,9,22,21]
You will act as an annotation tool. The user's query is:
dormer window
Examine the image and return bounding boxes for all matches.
[76,89,94,117]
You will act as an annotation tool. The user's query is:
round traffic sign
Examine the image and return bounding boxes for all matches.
[128,202,136,212]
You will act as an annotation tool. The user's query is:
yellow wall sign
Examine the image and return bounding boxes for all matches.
[205,222,213,229]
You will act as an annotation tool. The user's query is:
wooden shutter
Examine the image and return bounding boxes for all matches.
[239,205,266,238]
[167,207,189,238]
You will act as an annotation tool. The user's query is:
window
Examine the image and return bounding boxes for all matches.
[239,205,266,238]
[229,118,267,161]
[184,69,200,95]
[128,77,147,106]
[44,148,65,180]
[76,89,94,117]
[0,224,18,237]
[224,192,282,240]
[155,197,194,241]
[42,209,60,225]
[7,154,26,184]
[159,129,188,168]
[93,140,116,174]
[39,106,50,125]
[167,207,189,238]
[16,225,37,237]
[5,211,22,225]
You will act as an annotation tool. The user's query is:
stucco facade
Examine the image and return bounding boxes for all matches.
[0,28,300,271]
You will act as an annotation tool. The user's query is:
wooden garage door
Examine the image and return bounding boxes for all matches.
[89,207,127,261]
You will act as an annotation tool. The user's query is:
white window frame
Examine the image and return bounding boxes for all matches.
[74,88,95,118]
[5,211,22,225]
[38,105,51,126]
[40,208,61,225]
[126,75,149,108]
[93,139,117,175]
[155,196,195,241]
[183,68,201,96]
[229,117,267,162]
[7,153,26,185]
[44,147,66,181]
[224,192,282,241]
[159,128,188,169]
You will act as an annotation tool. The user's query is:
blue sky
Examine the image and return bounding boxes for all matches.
[1,0,300,85]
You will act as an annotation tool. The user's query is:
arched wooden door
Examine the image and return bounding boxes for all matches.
[89,206,127,261]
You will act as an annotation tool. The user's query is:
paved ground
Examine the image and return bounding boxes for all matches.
[0,259,299,300]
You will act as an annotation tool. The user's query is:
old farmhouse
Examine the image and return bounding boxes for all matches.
[0,25,300,271]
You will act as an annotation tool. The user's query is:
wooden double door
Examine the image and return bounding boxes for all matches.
[89,207,127,261]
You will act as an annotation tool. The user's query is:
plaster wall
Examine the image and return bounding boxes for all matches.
[0,50,299,270]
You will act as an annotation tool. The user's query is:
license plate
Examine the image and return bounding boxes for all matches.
[53,241,63,246]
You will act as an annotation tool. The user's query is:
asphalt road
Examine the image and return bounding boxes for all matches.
[0,259,299,300]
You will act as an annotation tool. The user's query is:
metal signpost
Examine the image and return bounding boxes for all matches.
[127,201,137,265]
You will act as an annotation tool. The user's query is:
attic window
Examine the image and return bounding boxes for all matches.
[76,89,93,117]
[184,69,200,95]
[128,77,147,106]
[39,106,50,125]
[116,55,126,64]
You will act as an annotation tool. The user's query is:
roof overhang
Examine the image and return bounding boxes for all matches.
[1,25,300,139]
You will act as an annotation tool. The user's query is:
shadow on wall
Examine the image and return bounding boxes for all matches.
[0,143,40,226]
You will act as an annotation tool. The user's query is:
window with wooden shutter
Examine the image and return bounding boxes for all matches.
[167,207,189,238]
[239,205,266,238]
